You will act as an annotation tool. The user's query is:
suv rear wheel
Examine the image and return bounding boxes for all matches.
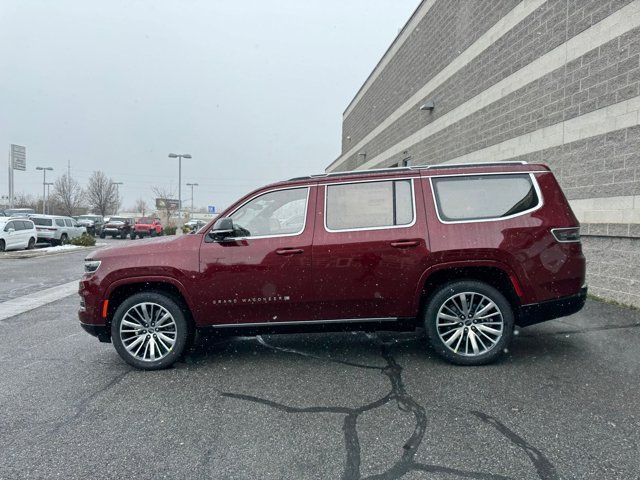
[424,280,513,365]
[111,292,189,370]
[60,234,69,245]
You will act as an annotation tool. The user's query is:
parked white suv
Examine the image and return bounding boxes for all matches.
[30,215,86,245]
[0,218,37,251]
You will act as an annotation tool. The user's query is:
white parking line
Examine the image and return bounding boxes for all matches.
[0,280,79,321]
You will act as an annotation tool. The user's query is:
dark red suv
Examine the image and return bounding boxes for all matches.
[79,162,586,369]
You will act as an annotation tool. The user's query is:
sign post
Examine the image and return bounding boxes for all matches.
[8,144,26,208]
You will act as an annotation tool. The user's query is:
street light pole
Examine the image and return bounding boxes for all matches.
[44,182,54,214]
[186,183,198,211]
[36,166,53,214]
[168,153,192,217]
[112,182,123,214]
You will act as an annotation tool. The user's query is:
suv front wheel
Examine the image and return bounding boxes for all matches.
[424,280,513,365]
[111,292,190,370]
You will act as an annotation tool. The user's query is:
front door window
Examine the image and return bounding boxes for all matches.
[229,187,308,238]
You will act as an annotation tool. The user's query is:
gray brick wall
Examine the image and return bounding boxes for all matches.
[339,0,635,171]
[582,235,640,307]
[341,0,521,152]
[507,125,640,201]
[342,25,640,203]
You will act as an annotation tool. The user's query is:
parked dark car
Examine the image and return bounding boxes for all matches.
[100,217,134,239]
[76,215,104,236]
[80,162,586,370]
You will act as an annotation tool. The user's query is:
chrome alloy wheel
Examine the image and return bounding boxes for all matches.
[119,302,177,362]
[436,292,504,357]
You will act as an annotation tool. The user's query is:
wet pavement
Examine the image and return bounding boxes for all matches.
[0,269,639,480]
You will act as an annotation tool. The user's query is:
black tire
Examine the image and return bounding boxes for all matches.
[130,232,136,240]
[111,292,190,370]
[60,234,69,245]
[150,229,155,237]
[27,237,36,250]
[111,234,117,239]
[100,232,106,239]
[0,239,5,252]
[120,231,127,239]
[424,280,514,366]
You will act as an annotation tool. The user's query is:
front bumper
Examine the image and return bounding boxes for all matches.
[80,322,111,343]
[517,286,588,327]
[103,228,123,235]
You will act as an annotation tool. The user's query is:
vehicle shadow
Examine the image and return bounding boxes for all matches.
[181,323,586,368]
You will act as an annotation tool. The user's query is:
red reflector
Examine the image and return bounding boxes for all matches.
[510,274,523,298]
[101,300,109,318]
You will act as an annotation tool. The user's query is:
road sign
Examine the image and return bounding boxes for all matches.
[208,205,216,213]
[11,144,26,171]
[156,198,180,210]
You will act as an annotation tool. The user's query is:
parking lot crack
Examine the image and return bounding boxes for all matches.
[50,369,131,434]
[470,411,558,480]
[221,333,549,479]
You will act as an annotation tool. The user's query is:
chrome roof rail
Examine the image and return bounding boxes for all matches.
[412,161,528,170]
[288,161,528,181]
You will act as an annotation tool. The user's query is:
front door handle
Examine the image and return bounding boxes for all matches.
[390,240,420,248]
[276,248,304,255]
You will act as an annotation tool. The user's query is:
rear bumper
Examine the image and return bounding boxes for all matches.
[517,286,587,327]
[80,322,111,343]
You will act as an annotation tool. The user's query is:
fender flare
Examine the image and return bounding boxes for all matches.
[105,275,194,312]
[412,260,523,313]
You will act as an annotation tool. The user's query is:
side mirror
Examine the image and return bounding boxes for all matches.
[208,217,235,242]
[7,228,15,234]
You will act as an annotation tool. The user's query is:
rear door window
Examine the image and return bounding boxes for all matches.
[325,179,414,231]
[56,219,65,227]
[431,173,540,222]
[64,219,73,227]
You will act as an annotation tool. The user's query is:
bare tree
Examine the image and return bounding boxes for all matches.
[12,193,39,210]
[151,186,178,225]
[52,174,85,217]
[86,171,119,216]
[134,198,148,216]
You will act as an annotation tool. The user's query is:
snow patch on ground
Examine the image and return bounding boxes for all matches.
[36,245,84,253]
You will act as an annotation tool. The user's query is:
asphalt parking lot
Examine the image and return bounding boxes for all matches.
[0,241,639,479]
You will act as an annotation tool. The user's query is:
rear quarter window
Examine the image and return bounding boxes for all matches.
[32,218,53,227]
[431,173,540,222]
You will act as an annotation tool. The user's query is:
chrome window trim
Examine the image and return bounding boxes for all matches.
[323,177,417,233]
[216,185,311,241]
[429,172,544,225]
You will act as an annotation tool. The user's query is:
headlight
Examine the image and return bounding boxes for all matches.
[84,260,101,273]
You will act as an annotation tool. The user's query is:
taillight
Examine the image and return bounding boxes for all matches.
[551,227,581,243]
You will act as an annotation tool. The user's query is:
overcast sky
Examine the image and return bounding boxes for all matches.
[0,0,416,211]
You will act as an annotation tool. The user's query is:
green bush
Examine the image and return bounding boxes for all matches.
[164,226,177,235]
[70,233,96,247]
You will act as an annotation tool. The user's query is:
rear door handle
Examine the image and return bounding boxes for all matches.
[276,248,304,255]
[390,240,420,248]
